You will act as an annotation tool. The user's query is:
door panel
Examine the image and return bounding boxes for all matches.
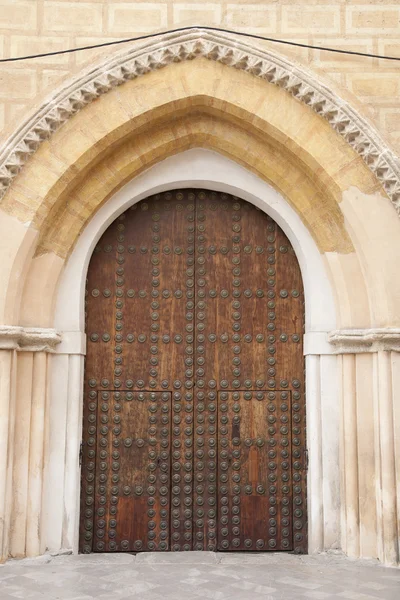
[81,189,306,554]
[192,193,305,550]
[217,391,292,551]
[83,194,194,551]
[93,391,171,552]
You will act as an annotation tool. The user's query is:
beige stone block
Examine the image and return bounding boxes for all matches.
[310,38,374,67]
[323,72,344,88]
[0,69,36,100]
[324,252,370,328]
[0,211,35,323]
[0,102,4,132]
[334,157,381,197]
[0,35,4,59]
[6,102,28,126]
[226,4,277,33]
[20,253,64,327]
[112,76,176,120]
[377,40,400,59]
[0,1,37,31]
[348,74,399,98]
[26,140,70,180]
[346,6,400,34]
[281,5,341,35]
[9,35,70,66]
[342,187,400,327]
[43,2,103,34]
[0,184,37,224]
[107,3,168,34]
[9,155,68,206]
[388,131,400,156]
[255,37,310,63]
[73,37,121,66]
[47,125,101,171]
[382,108,400,134]
[41,69,70,92]
[173,3,222,25]
[84,88,131,133]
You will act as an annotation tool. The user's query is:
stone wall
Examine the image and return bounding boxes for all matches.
[0,1,399,154]
[0,7,399,567]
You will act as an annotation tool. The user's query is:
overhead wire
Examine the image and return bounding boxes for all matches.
[0,25,399,63]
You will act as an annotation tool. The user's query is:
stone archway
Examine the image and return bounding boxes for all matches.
[0,31,399,566]
[52,149,337,556]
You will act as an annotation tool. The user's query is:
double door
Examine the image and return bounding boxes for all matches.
[80,189,306,553]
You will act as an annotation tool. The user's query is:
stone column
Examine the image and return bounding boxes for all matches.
[304,332,340,554]
[0,347,17,560]
[0,326,61,562]
[26,352,48,557]
[0,329,20,562]
[329,328,400,566]
[41,332,85,555]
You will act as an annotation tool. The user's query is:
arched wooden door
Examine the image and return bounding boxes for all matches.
[79,189,306,554]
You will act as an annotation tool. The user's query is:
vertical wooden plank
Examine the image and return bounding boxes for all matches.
[193,191,232,550]
[275,225,307,553]
[164,192,195,551]
[217,390,293,551]
[93,391,171,552]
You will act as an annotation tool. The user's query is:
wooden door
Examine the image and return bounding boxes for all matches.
[92,391,171,552]
[217,391,292,551]
[80,189,306,554]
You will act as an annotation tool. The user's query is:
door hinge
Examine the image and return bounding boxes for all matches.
[304,448,309,471]
[79,442,83,467]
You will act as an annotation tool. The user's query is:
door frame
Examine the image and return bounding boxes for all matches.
[49,148,339,555]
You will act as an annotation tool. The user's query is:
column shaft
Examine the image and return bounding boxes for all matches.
[0,350,14,560]
[26,352,48,556]
[342,353,360,557]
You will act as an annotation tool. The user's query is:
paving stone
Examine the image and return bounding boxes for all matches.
[135,550,220,565]
[0,552,399,600]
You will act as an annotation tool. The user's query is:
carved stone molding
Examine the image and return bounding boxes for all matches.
[328,328,400,353]
[0,326,61,352]
[0,29,399,213]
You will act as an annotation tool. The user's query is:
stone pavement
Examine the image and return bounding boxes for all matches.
[0,551,399,600]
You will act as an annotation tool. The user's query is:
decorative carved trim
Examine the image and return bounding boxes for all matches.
[0,29,399,213]
[328,328,400,353]
[0,326,61,352]
[0,326,23,350]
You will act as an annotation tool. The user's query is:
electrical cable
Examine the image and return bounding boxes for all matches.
[0,25,399,63]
